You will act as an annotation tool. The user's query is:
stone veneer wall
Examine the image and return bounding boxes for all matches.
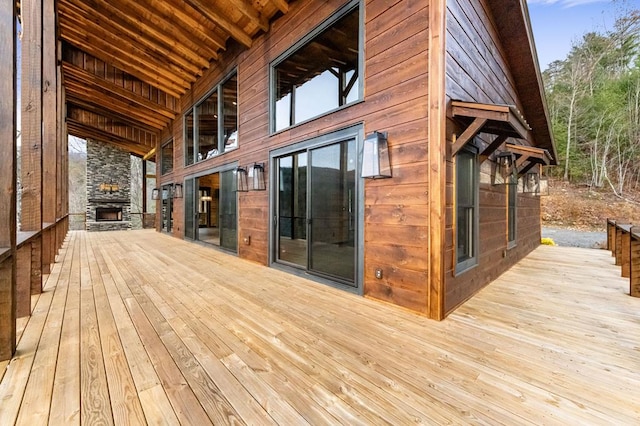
[86,140,132,231]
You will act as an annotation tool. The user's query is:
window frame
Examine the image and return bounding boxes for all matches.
[269,0,364,134]
[455,146,479,275]
[184,69,238,166]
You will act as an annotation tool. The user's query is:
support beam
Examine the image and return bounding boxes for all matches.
[0,0,17,361]
[479,134,507,164]
[184,0,253,48]
[42,0,57,273]
[21,0,44,294]
[451,117,486,156]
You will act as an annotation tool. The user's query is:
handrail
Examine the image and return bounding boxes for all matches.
[608,219,640,297]
[16,216,69,249]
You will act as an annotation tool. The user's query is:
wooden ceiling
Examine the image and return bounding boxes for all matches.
[56,0,290,156]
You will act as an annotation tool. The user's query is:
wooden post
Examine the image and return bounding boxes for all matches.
[0,0,17,360]
[428,0,447,320]
[41,0,57,273]
[607,219,616,255]
[21,0,44,295]
[621,228,631,279]
[630,227,639,298]
[615,226,623,266]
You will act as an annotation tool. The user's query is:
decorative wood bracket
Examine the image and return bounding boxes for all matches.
[505,143,552,177]
[451,100,531,157]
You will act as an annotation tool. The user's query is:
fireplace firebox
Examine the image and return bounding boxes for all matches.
[96,207,123,222]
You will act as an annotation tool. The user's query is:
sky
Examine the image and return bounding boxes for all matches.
[527,0,638,71]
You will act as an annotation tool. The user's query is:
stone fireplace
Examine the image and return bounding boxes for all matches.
[86,140,132,231]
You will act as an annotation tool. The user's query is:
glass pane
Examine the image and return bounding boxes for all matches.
[508,183,517,242]
[161,141,173,175]
[197,91,219,161]
[161,184,173,232]
[277,153,307,267]
[184,178,196,240]
[456,151,476,265]
[309,139,356,283]
[273,7,360,131]
[219,170,237,252]
[222,74,238,151]
[185,111,194,165]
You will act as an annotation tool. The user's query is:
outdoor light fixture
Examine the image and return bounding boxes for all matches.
[200,195,213,202]
[235,166,249,192]
[151,188,159,200]
[173,183,183,199]
[495,151,516,183]
[361,131,391,179]
[251,162,266,191]
[99,180,120,193]
[523,171,540,194]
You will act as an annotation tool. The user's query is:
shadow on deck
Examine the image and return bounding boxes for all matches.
[0,230,638,424]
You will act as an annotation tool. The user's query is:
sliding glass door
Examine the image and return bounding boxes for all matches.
[184,169,237,253]
[275,138,357,285]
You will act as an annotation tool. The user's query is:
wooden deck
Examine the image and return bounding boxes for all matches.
[0,230,638,424]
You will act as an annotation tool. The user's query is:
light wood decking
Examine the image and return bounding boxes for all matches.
[0,230,638,424]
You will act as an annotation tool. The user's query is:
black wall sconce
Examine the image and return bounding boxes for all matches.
[522,171,540,194]
[236,166,249,192]
[495,151,516,184]
[250,162,266,191]
[361,131,391,179]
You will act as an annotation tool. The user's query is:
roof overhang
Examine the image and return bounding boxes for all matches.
[451,100,552,173]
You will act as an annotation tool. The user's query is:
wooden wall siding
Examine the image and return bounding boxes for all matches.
[165,0,432,313]
[0,0,17,361]
[443,0,541,314]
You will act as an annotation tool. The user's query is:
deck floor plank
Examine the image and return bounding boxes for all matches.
[1,230,638,424]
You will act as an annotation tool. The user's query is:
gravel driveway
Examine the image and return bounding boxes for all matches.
[541,227,607,249]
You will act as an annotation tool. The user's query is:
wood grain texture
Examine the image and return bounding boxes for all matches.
[631,230,639,297]
[0,231,639,423]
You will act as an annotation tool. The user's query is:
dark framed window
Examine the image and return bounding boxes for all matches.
[271,1,362,133]
[456,149,479,273]
[184,71,238,166]
[507,174,517,248]
[161,139,174,175]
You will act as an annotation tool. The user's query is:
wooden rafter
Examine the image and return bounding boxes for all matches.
[57,0,290,155]
[505,143,552,177]
[66,119,153,157]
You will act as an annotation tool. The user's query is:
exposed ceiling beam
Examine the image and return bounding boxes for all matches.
[66,119,153,156]
[62,62,177,121]
[66,96,163,134]
[59,23,188,97]
[184,0,253,48]
[225,0,269,32]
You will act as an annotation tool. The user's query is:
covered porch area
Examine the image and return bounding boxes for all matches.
[0,230,638,424]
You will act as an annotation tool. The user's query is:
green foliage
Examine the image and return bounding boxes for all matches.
[543,5,640,194]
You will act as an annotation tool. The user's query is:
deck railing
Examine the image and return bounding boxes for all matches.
[607,219,640,297]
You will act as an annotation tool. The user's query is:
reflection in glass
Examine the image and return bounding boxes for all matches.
[309,140,356,282]
[219,170,237,251]
[222,74,238,150]
[185,111,194,165]
[456,151,477,266]
[278,153,307,267]
[197,91,218,161]
[274,7,360,131]
[161,140,173,175]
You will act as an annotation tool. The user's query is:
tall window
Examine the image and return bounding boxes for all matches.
[507,175,517,247]
[161,139,173,175]
[271,2,361,132]
[456,150,478,273]
[185,71,238,166]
